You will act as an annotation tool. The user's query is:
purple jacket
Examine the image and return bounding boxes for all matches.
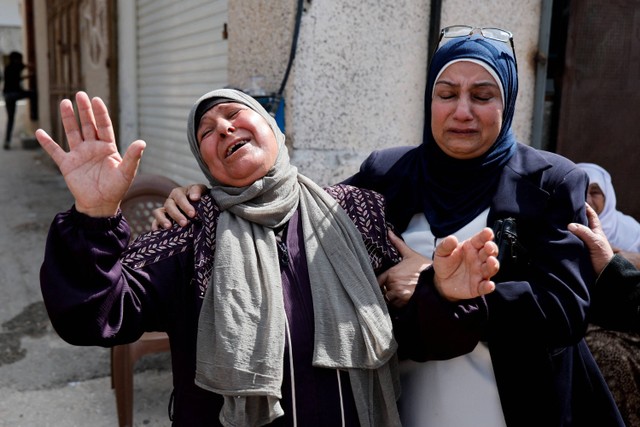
[41,184,488,426]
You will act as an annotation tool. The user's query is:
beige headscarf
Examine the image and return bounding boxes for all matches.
[187,89,400,426]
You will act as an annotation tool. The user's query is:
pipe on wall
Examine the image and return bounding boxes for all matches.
[427,0,443,66]
[531,0,553,149]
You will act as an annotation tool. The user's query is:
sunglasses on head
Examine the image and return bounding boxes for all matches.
[436,25,518,72]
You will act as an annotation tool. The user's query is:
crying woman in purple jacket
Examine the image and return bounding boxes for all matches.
[36,88,499,427]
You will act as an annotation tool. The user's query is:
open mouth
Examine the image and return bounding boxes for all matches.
[226,139,249,158]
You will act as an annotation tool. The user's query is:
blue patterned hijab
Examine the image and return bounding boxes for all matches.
[414,35,518,237]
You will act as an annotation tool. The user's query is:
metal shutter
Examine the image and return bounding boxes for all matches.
[136,0,227,184]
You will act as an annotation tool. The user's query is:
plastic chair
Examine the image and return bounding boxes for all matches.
[111,173,178,427]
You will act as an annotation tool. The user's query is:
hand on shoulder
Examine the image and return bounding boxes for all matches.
[568,203,614,275]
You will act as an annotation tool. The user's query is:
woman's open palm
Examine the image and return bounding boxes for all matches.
[35,91,146,217]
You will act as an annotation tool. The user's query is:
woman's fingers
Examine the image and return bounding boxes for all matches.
[74,91,99,143]
[468,227,494,250]
[482,250,500,279]
[70,92,115,145]
[120,139,146,182]
[167,187,196,222]
[59,98,84,148]
[35,129,65,167]
[91,96,116,143]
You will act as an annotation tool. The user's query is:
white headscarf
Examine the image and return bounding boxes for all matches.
[578,163,640,252]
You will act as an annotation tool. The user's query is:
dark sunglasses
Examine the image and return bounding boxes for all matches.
[436,25,518,72]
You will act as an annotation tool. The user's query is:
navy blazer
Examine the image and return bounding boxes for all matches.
[345,142,624,426]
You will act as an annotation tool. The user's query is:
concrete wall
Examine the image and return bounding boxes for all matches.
[227,0,295,94]
[0,0,24,72]
[0,27,22,60]
[0,0,23,63]
[0,0,22,26]
[230,0,542,186]
[290,0,431,185]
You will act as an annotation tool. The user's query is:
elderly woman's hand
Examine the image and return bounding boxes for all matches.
[151,184,208,230]
[432,228,499,301]
[35,91,145,217]
[568,203,615,275]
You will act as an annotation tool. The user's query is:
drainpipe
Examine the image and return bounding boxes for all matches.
[531,0,554,149]
[427,0,443,66]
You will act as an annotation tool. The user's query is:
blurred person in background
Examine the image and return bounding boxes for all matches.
[2,51,37,150]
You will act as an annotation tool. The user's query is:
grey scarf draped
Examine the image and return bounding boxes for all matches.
[187,89,400,426]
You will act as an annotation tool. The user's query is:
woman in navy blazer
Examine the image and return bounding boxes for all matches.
[344,26,624,427]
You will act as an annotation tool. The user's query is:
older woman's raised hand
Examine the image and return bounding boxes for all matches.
[432,227,499,301]
[35,91,146,217]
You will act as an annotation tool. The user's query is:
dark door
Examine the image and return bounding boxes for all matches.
[555,0,640,218]
[46,0,117,149]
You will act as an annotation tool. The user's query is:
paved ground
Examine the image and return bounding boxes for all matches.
[0,114,173,426]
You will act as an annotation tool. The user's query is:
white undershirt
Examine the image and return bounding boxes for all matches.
[399,210,507,427]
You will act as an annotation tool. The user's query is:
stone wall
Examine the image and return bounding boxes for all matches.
[230,1,541,186]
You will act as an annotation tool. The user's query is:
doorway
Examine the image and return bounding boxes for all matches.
[547,0,640,218]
